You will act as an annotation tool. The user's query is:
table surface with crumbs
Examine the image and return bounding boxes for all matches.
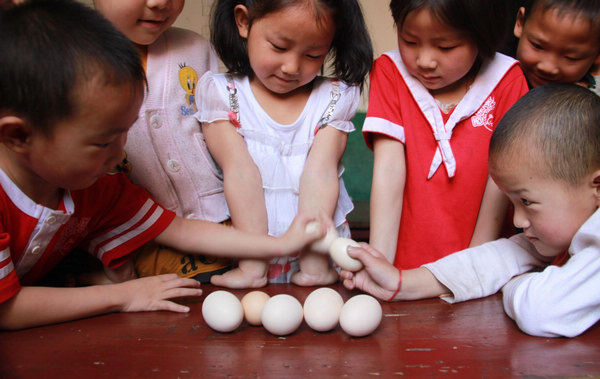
[1,283,599,378]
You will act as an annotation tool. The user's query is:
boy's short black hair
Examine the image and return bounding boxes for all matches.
[490,83,600,185]
[389,0,510,60]
[0,0,145,135]
[522,0,600,33]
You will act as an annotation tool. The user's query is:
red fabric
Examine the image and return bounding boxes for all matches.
[364,53,529,269]
[0,173,175,303]
[551,251,570,267]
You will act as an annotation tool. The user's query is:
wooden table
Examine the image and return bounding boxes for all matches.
[1,284,599,378]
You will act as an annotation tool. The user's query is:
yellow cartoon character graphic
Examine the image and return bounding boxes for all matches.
[178,63,198,114]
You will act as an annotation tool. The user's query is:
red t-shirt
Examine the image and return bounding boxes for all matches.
[363,51,529,269]
[0,172,175,303]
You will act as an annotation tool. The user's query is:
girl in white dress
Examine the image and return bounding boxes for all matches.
[196,0,373,288]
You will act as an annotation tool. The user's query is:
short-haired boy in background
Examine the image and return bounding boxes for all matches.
[513,0,600,90]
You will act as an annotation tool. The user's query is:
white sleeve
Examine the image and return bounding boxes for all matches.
[423,234,549,303]
[326,81,360,133]
[195,72,230,124]
[502,238,600,338]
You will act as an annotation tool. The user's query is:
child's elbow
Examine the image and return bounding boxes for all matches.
[0,305,24,331]
[509,302,581,338]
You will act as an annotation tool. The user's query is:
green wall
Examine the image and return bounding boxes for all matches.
[342,112,373,203]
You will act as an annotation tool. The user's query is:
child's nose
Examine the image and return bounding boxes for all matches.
[147,0,170,10]
[416,49,437,70]
[512,207,530,230]
[281,54,301,76]
[536,54,560,76]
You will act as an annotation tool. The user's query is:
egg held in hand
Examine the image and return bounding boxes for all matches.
[306,221,339,253]
[329,237,363,271]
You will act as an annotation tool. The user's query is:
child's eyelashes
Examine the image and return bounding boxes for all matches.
[271,42,286,51]
[529,40,544,50]
[520,198,532,206]
[564,55,583,62]
[269,42,325,60]
[399,37,458,51]
[438,45,457,51]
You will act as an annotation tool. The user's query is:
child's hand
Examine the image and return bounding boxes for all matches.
[340,243,401,301]
[277,212,332,256]
[118,274,203,313]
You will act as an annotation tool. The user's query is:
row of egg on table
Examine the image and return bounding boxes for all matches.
[202,288,382,337]
[202,223,379,336]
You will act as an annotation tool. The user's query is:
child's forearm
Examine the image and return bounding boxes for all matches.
[470,176,510,247]
[393,268,451,301]
[0,285,123,330]
[298,127,345,216]
[202,120,268,235]
[298,167,339,216]
[155,215,317,259]
[0,275,202,330]
[369,138,406,262]
[222,162,268,234]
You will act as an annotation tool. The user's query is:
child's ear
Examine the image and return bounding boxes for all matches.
[514,7,526,39]
[234,4,250,39]
[591,169,600,205]
[0,115,32,153]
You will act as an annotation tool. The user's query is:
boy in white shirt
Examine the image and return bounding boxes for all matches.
[341,83,600,338]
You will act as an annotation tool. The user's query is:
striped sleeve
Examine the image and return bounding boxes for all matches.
[0,233,21,303]
[82,175,176,270]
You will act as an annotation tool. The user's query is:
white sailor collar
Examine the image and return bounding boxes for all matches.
[384,51,517,179]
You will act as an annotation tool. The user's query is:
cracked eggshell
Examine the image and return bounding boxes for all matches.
[303,287,344,332]
[202,290,244,333]
[329,237,363,271]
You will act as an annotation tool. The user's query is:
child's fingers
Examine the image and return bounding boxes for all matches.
[342,278,356,290]
[156,300,191,313]
[157,274,202,289]
[161,286,204,300]
[357,242,387,259]
[346,245,376,264]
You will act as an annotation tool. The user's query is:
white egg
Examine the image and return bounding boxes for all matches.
[329,237,363,271]
[261,294,304,336]
[339,294,382,337]
[303,287,344,332]
[306,221,339,254]
[201,290,244,333]
[241,291,270,326]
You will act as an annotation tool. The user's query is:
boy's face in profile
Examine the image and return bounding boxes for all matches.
[27,81,142,192]
[490,151,600,258]
[514,7,600,88]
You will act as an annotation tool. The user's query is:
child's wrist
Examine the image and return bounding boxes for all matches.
[386,271,402,302]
